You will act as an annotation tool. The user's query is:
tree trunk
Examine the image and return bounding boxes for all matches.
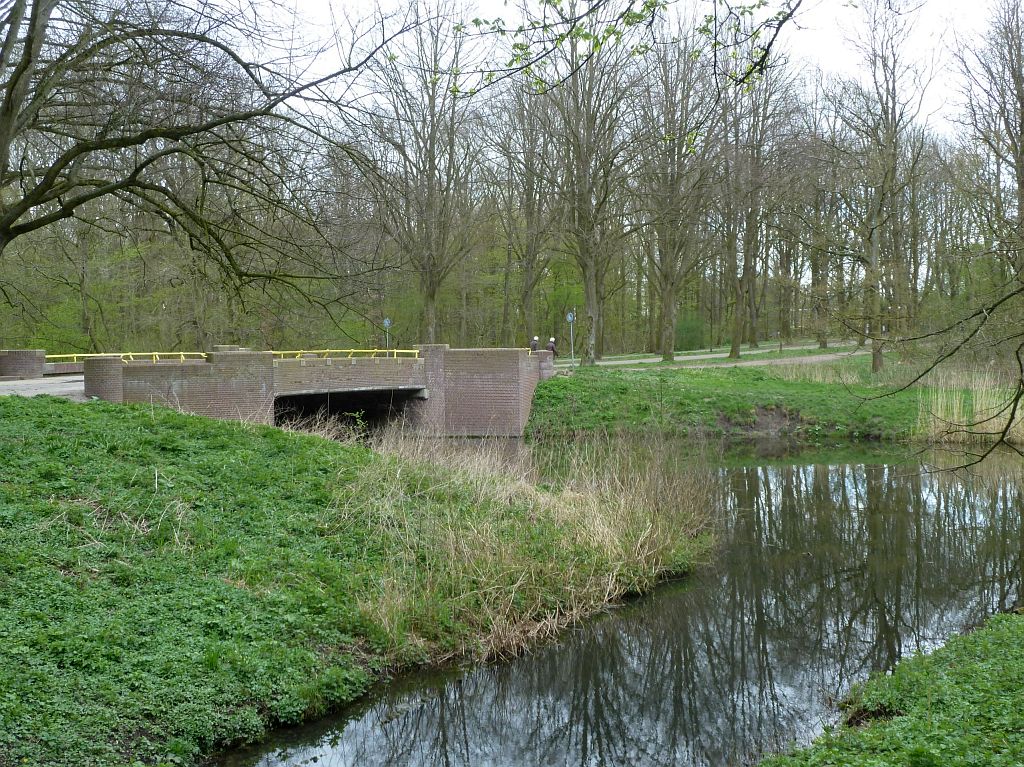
[423,288,438,344]
[500,243,514,345]
[867,232,884,373]
[729,272,745,359]
[811,239,828,349]
[581,258,600,365]
[779,240,793,343]
[661,288,677,362]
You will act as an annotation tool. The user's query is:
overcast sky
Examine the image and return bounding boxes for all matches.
[784,0,990,69]
[283,0,996,128]
[780,0,994,127]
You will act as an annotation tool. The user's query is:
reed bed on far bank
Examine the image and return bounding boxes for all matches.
[760,355,1024,446]
[767,352,914,387]
[916,368,1024,445]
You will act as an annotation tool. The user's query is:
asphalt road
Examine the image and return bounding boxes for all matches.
[0,375,87,401]
[556,343,847,367]
[645,349,870,371]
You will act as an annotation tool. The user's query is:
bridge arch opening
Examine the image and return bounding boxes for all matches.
[273,388,425,432]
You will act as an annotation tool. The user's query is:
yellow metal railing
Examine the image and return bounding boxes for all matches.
[46,352,208,363]
[271,349,419,360]
[45,349,419,364]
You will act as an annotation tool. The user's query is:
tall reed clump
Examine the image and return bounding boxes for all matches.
[346,429,716,660]
[917,368,1024,445]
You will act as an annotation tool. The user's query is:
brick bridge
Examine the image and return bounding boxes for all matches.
[1,345,555,437]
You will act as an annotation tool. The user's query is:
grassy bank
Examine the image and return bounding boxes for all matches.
[0,397,710,767]
[530,357,1024,446]
[761,612,1024,766]
[529,364,921,442]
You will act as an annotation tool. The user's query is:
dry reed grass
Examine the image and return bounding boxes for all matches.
[349,427,716,660]
[769,355,921,387]
[916,368,1024,445]
[279,411,363,445]
[767,354,1024,446]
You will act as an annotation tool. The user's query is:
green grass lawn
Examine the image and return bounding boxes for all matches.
[0,396,707,767]
[529,364,921,442]
[761,612,1024,766]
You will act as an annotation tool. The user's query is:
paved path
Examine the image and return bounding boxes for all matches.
[661,349,870,371]
[0,375,86,401]
[556,343,826,367]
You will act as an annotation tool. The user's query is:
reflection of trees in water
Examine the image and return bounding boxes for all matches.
[236,461,1023,767]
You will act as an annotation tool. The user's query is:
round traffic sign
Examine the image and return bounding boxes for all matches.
[382,317,392,329]
[566,312,575,323]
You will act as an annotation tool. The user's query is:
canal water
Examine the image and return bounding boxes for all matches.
[223,452,1022,766]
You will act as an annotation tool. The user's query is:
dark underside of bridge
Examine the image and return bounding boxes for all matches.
[274,388,424,430]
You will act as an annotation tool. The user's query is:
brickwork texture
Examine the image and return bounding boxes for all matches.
[0,349,45,379]
[273,356,424,395]
[83,356,124,402]
[120,351,275,424]
[74,345,554,435]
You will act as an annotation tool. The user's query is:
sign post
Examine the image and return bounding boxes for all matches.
[566,310,576,365]
[382,317,392,355]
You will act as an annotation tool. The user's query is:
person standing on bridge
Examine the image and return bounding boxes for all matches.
[547,337,557,356]
[530,336,539,352]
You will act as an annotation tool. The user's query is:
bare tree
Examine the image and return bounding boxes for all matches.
[713,36,794,359]
[358,1,481,343]
[484,0,806,91]
[960,0,1024,258]
[486,75,558,344]
[797,84,847,350]
[540,1,641,365]
[828,0,927,372]
[633,23,718,361]
[0,0,406,288]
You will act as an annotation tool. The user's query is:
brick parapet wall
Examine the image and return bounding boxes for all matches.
[45,362,84,375]
[537,350,554,380]
[273,356,425,395]
[110,352,275,424]
[0,349,45,379]
[518,353,541,433]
